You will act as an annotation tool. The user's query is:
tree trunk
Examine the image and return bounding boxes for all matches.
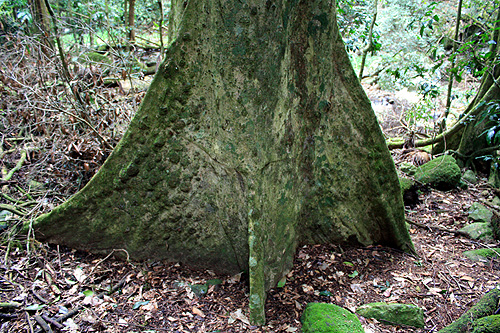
[167,0,186,44]
[28,0,51,47]
[440,0,463,133]
[128,0,135,43]
[358,0,378,81]
[34,0,414,324]
[432,7,500,159]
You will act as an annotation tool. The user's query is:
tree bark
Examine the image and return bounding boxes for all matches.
[128,0,136,43]
[358,0,378,81]
[33,0,414,324]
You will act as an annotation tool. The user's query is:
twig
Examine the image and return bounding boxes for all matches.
[80,249,117,285]
[31,288,49,304]
[41,314,63,329]
[0,313,17,320]
[406,218,470,238]
[34,315,53,333]
[0,203,27,216]
[0,302,22,308]
[54,305,83,323]
[107,273,131,295]
[0,148,16,159]
[2,149,27,181]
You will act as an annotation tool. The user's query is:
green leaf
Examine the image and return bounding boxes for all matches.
[319,290,332,296]
[343,261,354,267]
[82,290,94,297]
[133,301,150,310]
[348,270,359,278]
[25,304,45,311]
[277,277,286,288]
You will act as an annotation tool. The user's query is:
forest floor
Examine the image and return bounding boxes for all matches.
[1,35,499,332]
[1,172,500,333]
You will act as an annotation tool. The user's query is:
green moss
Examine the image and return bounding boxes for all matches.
[415,155,461,190]
[356,302,425,328]
[77,52,112,65]
[472,315,500,333]
[301,303,364,333]
[463,248,500,261]
[399,177,414,192]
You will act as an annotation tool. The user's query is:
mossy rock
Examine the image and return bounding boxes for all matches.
[356,302,425,328]
[492,215,500,240]
[77,52,113,65]
[463,248,500,262]
[468,203,493,223]
[400,162,417,175]
[301,303,364,333]
[399,177,414,192]
[414,155,461,190]
[472,315,500,333]
[460,223,493,241]
[462,169,478,184]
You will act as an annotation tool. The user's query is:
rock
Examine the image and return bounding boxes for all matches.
[301,303,364,333]
[400,162,417,175]
[356,302,425,328]
[460,223,493,241]
[399,177,414,192]
[472,314,500,333]
[468,203,493,223]
[28,180,45,191]
[189,279,222,297]
[492,215,500,240]
[399,177,419,207]
[462,170,478,184]
[463,248,500,262]
[414,155,461,190]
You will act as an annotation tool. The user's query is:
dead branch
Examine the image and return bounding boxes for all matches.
[406,218,470,238]
[0,203,27,216]
[0,302,22,309]
[2,149,27,182]
[33,315,53,333]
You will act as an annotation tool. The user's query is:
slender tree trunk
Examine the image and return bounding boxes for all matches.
[358,0,378,81]
[440,0,463,133]
[389,6,500,154]
[34,0,414,325]
[123,0,128,39]
[158,0,165,58]
[28,0,51,48]
[128,0,136,43]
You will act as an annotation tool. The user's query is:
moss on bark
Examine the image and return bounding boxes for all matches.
[34,0,414,325]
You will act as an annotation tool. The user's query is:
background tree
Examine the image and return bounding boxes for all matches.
[33,0,414,324]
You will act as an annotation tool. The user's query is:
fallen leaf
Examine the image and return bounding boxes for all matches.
[73,267,86,283]
[229,309,250,325]
[350,284,365,294]
[460,276,474,282]
[193,306,205,317]
[302,284,314,293]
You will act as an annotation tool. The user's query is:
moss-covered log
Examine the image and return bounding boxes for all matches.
[438,285,500,333]
[34,0,414,324]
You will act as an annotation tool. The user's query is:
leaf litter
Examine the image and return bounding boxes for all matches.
[1,176,499,332]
